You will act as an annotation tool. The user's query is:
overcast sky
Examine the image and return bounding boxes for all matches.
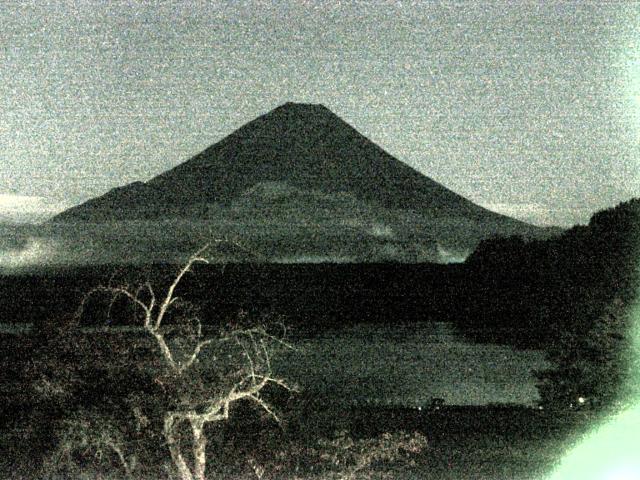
[1,1,638,226]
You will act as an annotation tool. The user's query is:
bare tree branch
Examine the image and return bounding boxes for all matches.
[155,244,210,331]
[74,245,294,480]
[176,338,215,374]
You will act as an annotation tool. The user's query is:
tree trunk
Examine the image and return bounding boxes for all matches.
[192,421,208,480]
[164,415,194,480]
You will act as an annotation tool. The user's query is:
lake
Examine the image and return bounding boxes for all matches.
[273,322,549,407]
[0,320,549,407]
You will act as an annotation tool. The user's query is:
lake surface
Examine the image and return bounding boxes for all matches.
[1,321,549,407]
[273,322,550,407]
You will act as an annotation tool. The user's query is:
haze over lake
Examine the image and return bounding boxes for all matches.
[274,323,548,407]
[0,320,548,407]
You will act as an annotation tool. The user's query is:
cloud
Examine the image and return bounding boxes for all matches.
[0,194,71,223]
[437,244,470,263]
[479,202,590,227]
[274,255,355,264]
[369,222,395,239]
[0,236,59,270]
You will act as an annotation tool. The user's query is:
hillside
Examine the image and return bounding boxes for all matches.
[46,103,552,264]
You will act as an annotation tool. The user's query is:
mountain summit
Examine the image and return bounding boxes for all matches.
[51,102,550,263]
[56,103,506,222]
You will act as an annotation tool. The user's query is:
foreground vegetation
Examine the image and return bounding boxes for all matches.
[0,363,602,480]
[462,198,640,408]
[1,247,430,479]
[0,304,614,478]
[1,198,638,478]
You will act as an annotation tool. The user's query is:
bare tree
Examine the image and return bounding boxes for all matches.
[76,245,295,480]
[44,409,138,480]
[310,430,427,480]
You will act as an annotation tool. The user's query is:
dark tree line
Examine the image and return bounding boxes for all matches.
[460,198,640,407]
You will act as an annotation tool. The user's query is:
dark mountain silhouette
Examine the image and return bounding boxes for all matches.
[48,102,554,263]
[56,103,524,223]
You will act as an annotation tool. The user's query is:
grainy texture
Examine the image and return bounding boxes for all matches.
[0,2,637,226]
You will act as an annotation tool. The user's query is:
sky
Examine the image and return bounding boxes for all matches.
[1,1,638,227]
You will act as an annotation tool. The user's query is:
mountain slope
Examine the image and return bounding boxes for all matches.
[54,103,523,225]
[46,102,555,264]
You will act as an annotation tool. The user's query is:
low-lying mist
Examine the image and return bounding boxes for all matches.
[0,218,475,270]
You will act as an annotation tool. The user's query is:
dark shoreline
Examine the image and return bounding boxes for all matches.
[0,262,469,332]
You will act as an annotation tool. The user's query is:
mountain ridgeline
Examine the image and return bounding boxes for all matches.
[55,103,511,222]
[48,103,552,264]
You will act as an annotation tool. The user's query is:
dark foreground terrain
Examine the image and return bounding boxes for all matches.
[0,325,609,480]
[0,382,602,480]
[0,262,468,333]
[0,199,637,478]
